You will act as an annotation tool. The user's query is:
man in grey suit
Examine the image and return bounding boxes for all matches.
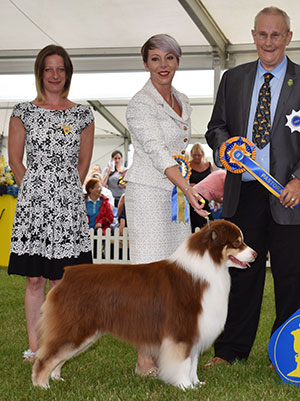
[205,6,300,366]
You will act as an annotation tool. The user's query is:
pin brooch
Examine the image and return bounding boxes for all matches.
[285,110,300,133]
[288,79,293,87]
[61,125,72,134]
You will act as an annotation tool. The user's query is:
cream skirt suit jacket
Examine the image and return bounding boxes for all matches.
[125,79,192,264]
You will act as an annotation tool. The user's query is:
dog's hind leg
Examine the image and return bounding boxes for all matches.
[32,352,65,388]
[158,338,195,390]
[32,343,78,388]
[32,332,101,388]
[50,361,65,382]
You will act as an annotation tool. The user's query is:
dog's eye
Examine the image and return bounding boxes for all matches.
[232,239,241,248]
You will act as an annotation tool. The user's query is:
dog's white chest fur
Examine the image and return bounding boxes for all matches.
[170,247,231,353]
[197,254,231,352]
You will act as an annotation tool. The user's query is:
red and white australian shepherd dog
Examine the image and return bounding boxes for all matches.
[32,220,256,390]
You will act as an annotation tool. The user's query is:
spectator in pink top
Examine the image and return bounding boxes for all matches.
[193,170,226,217]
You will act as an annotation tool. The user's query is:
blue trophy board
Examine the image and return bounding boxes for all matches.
[269,308,300,385]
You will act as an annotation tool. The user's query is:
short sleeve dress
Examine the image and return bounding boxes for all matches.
[8,102,94,280]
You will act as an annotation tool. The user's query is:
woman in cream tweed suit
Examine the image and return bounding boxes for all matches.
[125,34,206,375]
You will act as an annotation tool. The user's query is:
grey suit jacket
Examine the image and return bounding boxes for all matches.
[125,79,192,191]
[205,58,300,224]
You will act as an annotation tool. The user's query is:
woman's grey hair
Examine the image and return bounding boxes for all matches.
[254,7,290,31]
[141,34,182,63]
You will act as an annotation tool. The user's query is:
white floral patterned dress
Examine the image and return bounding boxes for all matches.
[8,102,94,280]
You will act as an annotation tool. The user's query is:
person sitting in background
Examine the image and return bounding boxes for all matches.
[84,164,102,187]
[85,178,114,234]
[102,150,126,206]
[193,170,226,218]
[115,193,129,260]
[91,172,115,211]
[89,164,102,177]
[189,143,214,231]
[117,193,127,236]
[84,165,115,210]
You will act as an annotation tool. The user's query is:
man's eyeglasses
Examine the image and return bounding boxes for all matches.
[255,31,288,42]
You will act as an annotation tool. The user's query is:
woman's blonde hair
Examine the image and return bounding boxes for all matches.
[190,143,207,162]
[34,44,73,101]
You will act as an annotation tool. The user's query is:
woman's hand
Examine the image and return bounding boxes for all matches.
[107,163,113,174]
[103,162,113,186]
[185,186,209,217]
[165,165,209,218]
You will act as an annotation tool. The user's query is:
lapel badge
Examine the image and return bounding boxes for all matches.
[285,110,300,133]
[61,125,72,134]
[288,79,293,87]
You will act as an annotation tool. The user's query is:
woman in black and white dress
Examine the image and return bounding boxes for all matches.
[8,45,94,361]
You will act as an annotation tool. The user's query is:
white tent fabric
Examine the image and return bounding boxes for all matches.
[1,0,300,167]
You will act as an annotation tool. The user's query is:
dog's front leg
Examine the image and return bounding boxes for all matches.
[174,357,195,390]
[189,347,200,385]
[189,347,205,388]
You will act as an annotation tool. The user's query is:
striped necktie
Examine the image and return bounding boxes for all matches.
[252,73,274,149]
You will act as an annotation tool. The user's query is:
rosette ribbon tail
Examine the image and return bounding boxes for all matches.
[234,152,299,208]
[171,155,192,223]
[172,186,189,223]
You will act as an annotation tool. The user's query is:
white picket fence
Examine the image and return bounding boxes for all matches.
[90,227,130,264]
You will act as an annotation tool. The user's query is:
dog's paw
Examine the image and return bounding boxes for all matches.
[190,374,199,386]
[50,372,65,382]
[32,381,50,389]
[177,380,196,391]
[190,375,206,387]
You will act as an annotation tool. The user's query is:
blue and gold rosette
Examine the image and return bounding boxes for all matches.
[172,155,191,223]
[219,136,299,206]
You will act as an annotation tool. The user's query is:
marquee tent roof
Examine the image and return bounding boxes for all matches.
[1,0,300,166]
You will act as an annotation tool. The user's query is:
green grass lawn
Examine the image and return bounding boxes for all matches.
[1,266,299,401]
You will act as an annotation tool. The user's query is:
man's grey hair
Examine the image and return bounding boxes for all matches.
[254,7,290,31]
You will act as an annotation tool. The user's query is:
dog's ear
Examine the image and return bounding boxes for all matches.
[211,230,217,241]
[210,226,227,246]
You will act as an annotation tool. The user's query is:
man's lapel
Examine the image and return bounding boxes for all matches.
[241,62,257,136]
[272,58,297,133]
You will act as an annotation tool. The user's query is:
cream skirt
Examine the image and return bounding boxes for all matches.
[125,182,191,264]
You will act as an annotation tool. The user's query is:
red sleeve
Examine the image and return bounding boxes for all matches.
[95,196,114,233]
